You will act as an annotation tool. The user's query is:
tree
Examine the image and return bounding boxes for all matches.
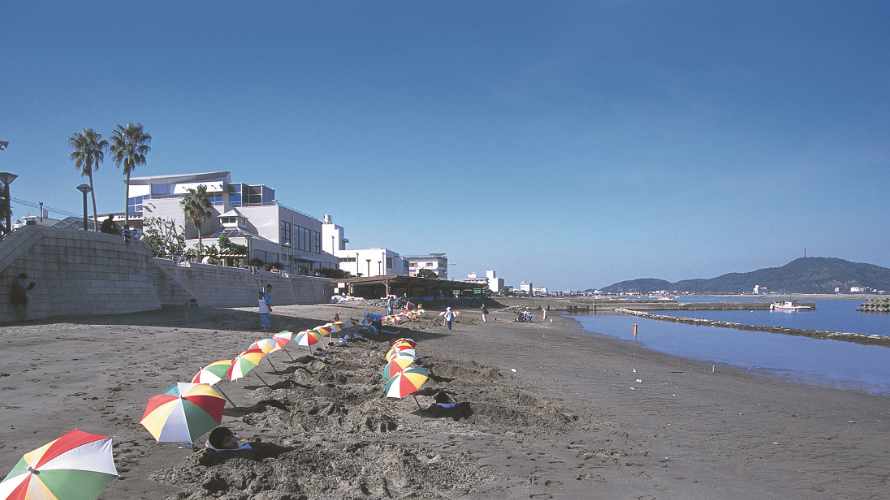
[110,123,151,228]
[317,267,352,279]
[180,185,214,254]
[417,269,438,279]
[142,217,185,257]
[68,129,107,231]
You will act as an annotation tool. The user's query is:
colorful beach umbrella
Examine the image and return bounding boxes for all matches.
[140,383,225,444]
[295,330,320,353]
[192,359,233,386]
[273,330,293,348]
[0,429,118,500]
[386,347,415,362]
[392,338,417,348]
[271,331,297,360]
[384,366,429,399]
[249,338,282,371]
[381,355,416,380]
[227,347,266,382]
[250,338,280,354]
[192,359,237,406]
[312,325,332,337]
[327,322,343,333]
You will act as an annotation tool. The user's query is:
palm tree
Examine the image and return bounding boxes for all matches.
[180,185,214,254]
[110,123,151,228]
[69,129,108,231]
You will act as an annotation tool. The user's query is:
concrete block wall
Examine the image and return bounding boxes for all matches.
[0,226,335,323]
[152,259,334,308]
[0,226,162,322]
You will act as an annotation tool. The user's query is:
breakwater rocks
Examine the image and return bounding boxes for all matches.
[858,297,890,313]
[615,308,890,347]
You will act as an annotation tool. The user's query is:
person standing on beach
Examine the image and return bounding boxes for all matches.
[541,305,547,321]
[480,303,489,323]
[10,273,36,322]
[441,306,456,331]
[258,291,272,331]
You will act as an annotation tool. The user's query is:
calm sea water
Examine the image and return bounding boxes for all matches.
[672,296,890,337]
[572,312,890,394]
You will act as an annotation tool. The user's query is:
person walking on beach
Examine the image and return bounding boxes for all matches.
[10,273,36,322]
[480,303,489,323]
[441,306,456,331]
[541,305,547,321]
[385,295,394,316]
[258,291,272,331]
[263,284,272,306]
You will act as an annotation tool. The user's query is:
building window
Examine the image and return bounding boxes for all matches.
[208,193,224,205]
[386,257,392,269]
[279,221,291,245]
[127,195,146,217]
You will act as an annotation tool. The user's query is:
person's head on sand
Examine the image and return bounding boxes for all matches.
[208,426,239,450]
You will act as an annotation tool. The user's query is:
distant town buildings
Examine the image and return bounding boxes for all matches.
[519,281,533,295]
[322,215,407,278]
[465,270,505,293]
[407,253,448,279]
[753,284,768,295]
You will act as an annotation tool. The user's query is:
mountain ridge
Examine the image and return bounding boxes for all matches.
[599,257,890,294]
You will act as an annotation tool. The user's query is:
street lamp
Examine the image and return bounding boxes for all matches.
[366,258,371,277]
[76,184,92,231]
[377,260,382,276]
[0,172,18,234]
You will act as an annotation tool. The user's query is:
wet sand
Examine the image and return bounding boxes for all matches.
[0,304,888,499]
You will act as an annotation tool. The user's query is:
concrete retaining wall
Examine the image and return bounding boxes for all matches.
[0,226,335,323]
[152,259,333,308]
[0,226,161,322]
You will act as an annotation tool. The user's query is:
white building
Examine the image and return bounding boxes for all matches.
[321,215,407,278]
[519,281,533,295]
[103,171,338,274]
[467,270,504,293]
[406,253,448,279]
[532,286,548,296]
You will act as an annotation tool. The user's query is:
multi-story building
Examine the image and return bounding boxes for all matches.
[320,214,407,278]
[105,171,338,274]
[406,253,448,279]
[466,270,504,293]
[519,281,534,295]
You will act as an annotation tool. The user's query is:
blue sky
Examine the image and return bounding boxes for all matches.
[2,1,889,289]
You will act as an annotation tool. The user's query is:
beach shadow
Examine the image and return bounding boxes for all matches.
[197,442,294,466]
[223,399,289,417]
[24,305,338,334]
[415,402,474,421]
[244,379,311,391]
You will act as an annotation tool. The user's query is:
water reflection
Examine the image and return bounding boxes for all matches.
[573,313,890,395]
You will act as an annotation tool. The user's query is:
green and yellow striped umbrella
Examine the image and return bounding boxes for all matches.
[384,366,430,399]
[0,429,118,500]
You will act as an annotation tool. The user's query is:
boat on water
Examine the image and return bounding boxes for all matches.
[770,301,814,312]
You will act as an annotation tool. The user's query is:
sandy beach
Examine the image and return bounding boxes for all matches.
[1,304,889,499]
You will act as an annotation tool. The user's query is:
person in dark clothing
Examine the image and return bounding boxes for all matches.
[100,216,119,235]
[10,273,36,322]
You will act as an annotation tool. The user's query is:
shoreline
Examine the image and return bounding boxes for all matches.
[2,304,889,499]
[615,307,890,347]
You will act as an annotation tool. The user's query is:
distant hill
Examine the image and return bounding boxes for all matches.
[600,257,890,294]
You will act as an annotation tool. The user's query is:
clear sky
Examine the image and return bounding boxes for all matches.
[2,1,889,289]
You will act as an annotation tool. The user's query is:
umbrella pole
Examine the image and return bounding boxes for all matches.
[266,356,278,372]
[412,395,422,410]
[216,386,237,407]
[253,370,271,387]
[283,348,296,361]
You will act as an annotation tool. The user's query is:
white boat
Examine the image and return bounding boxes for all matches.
[770,301,814,311]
